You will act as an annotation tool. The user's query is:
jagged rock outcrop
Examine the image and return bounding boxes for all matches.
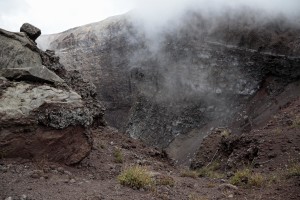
[0,26,104,165]
[37,9,300,162]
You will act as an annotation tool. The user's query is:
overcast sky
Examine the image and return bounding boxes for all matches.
[0,0,300,35]
[0,0,136,34]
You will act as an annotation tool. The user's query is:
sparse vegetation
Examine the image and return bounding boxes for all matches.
[34,157,49,170]
[267,173,281,185]
[118,165,153,189]
[249,173,265,187]
[221,189,234,199]
[220,129,230,138]
[94,141,105,150]
[230,168,265,187]
[291,116,300,128]
[114,148,124,163]
[273,127,282,135]
[206,182,216,188]
[0,149,8,159]
[197,162,224,179]
[180,169,198,179]
[188,193,209,200]
[286,163,300,178]
[155,175,175,187]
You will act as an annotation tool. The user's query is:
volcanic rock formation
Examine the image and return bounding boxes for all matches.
[0,26,104,165]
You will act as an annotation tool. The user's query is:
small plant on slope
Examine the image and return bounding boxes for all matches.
[287,163,300,178]
[197,161,224,179]
[118,165,153,189]
[114,148,123,163]
[230,168,265,187]
[180,169,199,179]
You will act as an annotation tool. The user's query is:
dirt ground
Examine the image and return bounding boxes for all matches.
[1,127,223,200]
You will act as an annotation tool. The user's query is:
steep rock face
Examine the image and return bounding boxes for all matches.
[0,27,104,164]
[38,15,140,130]
[38,10,300,155]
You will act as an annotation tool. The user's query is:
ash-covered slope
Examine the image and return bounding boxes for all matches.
[37,8,300,162]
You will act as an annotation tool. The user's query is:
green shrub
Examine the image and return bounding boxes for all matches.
[118,165,153,189]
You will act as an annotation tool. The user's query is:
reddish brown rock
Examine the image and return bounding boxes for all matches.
[0,126,92,165]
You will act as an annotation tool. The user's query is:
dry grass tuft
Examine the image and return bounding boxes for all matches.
[155,175,175,187]
[197,162,224,179]
[180,169,199,179]
[188,193,209,200]
[286,163,300,178]
[114,148,124,163]
[118,165,153,189]
[230,168,265,187]
[291,116,300,128]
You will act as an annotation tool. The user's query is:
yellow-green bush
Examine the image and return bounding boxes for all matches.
[118,165,153,189]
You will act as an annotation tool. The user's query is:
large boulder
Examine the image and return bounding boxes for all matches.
[0,26,105,165]
[20,23,41,41]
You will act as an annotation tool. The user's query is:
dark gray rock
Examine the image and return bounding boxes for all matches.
[37,105,94,129]
[20,23,41,41]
